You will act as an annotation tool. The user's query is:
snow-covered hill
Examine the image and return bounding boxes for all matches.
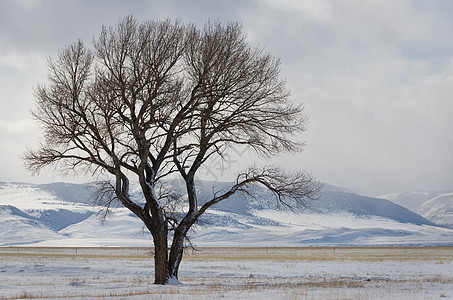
[418,193,453,228]
[380,191,442,211]
[381,190,453,228]
[206,182,432,225]
[0,181,452,247]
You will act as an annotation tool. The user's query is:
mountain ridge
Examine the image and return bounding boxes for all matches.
[381,191,453,228]
[0,181,452,247]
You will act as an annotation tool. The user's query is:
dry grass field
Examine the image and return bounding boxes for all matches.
[0,247,452,299]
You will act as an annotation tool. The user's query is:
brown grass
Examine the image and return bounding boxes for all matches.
[1,246,452,262]
[0,247,154,259]
[181,246,453,262]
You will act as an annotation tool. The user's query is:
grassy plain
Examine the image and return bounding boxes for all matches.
[0,247,452,299]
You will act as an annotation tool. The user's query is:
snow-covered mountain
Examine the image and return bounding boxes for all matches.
[1,181,452,247]
[381,191,453,228]
[381,191,443,211]
[418,193,453,228]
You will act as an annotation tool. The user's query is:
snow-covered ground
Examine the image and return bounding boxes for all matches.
[192,209,453,247]
[0,247,452,299]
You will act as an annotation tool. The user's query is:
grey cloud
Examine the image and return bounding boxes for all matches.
[0,0,451,194]
[241,0,453,194]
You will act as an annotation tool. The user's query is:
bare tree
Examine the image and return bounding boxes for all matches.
[24,16,321,284]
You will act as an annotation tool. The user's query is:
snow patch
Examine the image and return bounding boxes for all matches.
[167,276,182,285]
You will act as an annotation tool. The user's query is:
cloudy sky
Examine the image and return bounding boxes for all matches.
[1,0,452,195]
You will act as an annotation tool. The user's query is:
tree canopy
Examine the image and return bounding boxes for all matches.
[24,16,321,284]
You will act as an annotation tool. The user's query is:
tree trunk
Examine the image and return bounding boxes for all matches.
[168,229,186,280]
[152,219,169,284]
[168,214,198,281]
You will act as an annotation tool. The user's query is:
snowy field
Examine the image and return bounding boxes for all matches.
[1,247,452,299]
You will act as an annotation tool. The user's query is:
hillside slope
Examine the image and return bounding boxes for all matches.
[380,191,441,211]
[418,193,453,228]
[381,191,453,228]
[0,181,452,247]
[210,183,433,225]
